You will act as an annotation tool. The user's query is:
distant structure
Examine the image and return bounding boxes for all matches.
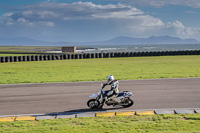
[62,46,76,53]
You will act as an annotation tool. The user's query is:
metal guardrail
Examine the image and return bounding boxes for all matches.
[0,50,200,63]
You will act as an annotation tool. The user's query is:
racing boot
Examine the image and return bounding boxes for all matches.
[98,98,105,109]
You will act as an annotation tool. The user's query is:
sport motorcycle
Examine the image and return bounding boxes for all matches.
[87,83,134,109]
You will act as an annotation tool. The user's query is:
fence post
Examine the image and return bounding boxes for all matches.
[36,55,39,61]
[9,56,14,62]
[126,52,129,57]
[159,51,163,56]
[22,56,26,62]
[197,50,200,55]
[68,54,71,59]
[55,55,60,60]
[52,55,55,60]
[47,55,50,60]
[164,51,168,56]
[92,53,96,58]
[144,52,149,56]
[95,53,99,58]
[88,53,91,58]
[75,54,78,59]
[63,54,67,60]
[82,53,86,59]
[39,55,43,61]
[79,54,83,59]
[42,55,46,61]
[100,53,103,58]
[26,56,30,61]
[5,57,9,63]
[113,52,117,57]
[59,55,63,60]
[117,52,121,57]
[107,53,110,58]
[110,52,114,58]
[70,54,74,59]
[152,52,156,56]
[1,57,5,63]
[18,56,21,62]
[121,52,124,57]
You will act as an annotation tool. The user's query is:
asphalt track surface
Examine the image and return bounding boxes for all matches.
[0,78,200,116]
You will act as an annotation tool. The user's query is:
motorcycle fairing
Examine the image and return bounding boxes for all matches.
[117,92,125,97]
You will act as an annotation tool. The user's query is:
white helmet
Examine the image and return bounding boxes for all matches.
[106,75,115,84]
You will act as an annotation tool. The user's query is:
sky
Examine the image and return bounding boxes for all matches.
[0,0,200,42]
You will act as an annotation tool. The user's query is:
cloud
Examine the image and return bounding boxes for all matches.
[128,0,200,8]
[0,1,200,41]
[166,20,199,37]
[3,12,14,17]
[185,11,199,14]
[1,2,163,27]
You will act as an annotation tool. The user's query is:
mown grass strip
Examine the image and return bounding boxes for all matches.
[0,55,200,84]
[1,114,200,133]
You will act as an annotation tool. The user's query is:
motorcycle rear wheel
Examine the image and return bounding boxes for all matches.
[122,98,134,108]
[87,99,100,109]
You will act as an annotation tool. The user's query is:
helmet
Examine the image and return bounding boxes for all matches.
[106,75,115,84]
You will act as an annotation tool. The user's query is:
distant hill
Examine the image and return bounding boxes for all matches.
[144,35,198,44]
[90,35,199,45]
[0,37,55,46]
[0,35,199,46]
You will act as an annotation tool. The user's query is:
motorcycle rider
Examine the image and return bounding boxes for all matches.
[100,75,119,106]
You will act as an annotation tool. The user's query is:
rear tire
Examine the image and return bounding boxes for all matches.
[122,98,134,108]
[87,99,100,109]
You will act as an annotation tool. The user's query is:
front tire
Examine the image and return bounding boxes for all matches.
[122,98,134,108]
[87,99,100,109]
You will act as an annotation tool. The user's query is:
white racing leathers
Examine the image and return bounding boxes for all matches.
[103,80,119,98]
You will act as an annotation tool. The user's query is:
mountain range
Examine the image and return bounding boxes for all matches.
[0,35,199,46]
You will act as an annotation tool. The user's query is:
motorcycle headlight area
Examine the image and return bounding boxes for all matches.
[125,92,133,96]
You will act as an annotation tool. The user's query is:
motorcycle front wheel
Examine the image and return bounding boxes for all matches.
[87,99,100,109]
[122,98,134,108]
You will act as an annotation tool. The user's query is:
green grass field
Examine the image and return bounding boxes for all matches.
[0,55,200,84]
[0,54,40,56]
[0,114,200,133]
[0,46,61,56]
[0,46,60,52]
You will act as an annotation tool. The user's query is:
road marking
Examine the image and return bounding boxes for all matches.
[0,117,16,122]
[96,112,115,117]
[116,111,136,116]
[15,116,36,121]
[136,111,155,115]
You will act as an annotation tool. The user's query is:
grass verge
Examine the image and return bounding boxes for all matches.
[0,114,200,133]
[0,54,40,56]
[0,55,200,84]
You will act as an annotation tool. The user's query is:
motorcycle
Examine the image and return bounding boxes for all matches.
[87,83,134,109]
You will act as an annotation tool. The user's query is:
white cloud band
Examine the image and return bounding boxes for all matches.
[1,1,199,40]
